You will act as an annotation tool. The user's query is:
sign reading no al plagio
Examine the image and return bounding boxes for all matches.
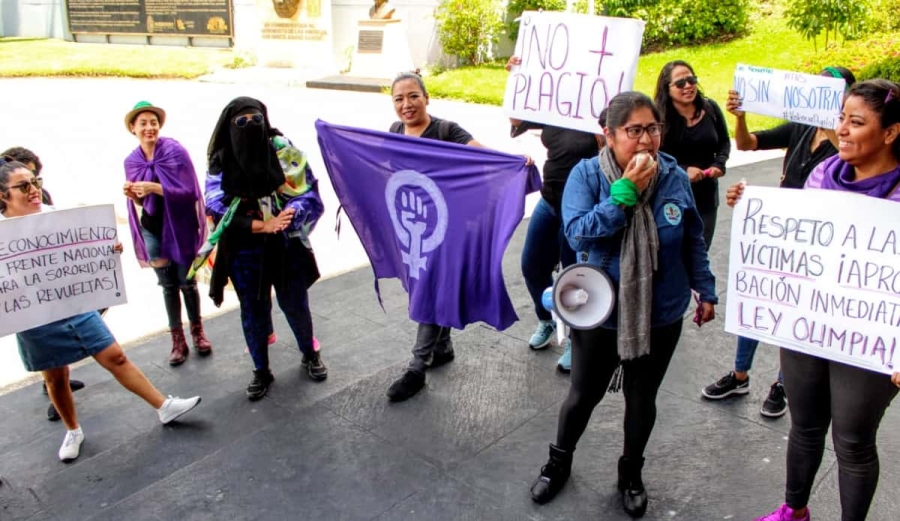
[0,205,127,337]
[726,186,900,375]
[503,12,645,134]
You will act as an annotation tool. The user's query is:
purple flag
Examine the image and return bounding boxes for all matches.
[315,119,541,330]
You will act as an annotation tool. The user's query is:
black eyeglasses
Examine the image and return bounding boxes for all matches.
[621,124,664,139]
[234,114,264,128]
[9,177,43,194]
[671,76,699,89]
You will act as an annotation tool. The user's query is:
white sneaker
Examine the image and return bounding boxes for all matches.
[157,395,201,424]
[58,428,84,462]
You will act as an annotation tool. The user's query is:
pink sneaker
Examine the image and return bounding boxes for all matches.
[755,504,810,521]
[312,336,320,352]
[268,332,277,345]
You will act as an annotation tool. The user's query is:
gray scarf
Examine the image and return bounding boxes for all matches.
[598,147,660,360]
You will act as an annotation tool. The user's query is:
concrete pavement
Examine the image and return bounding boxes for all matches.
[1,154,898,520]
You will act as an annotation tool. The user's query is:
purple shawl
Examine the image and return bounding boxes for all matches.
[812,155,900,200]
[124,137,206,267]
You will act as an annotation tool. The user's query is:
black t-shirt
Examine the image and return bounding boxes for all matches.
[512,122,598,211]
[660,98,731,214]
[754,122,837,189]
[140,206,164,238]
[390,116,474,145]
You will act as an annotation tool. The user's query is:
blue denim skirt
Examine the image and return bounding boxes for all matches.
[17,311,115,372]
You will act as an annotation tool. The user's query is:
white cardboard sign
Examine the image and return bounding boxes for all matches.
[733,63,847,129]
[0,205,127,337]
[503,11,645,134]
[725,186,900,375]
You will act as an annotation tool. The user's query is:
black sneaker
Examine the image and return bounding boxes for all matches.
[701,371,750,400]
[429,350,455,369]
[47,404,61,422]
[42,380,85,395]
[246,369,274,401]
[301,352,328,381]
[760,382,788,418]
[386,371,426,402]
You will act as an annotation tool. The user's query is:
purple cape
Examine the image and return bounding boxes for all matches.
[124,137,206,267]
[818,155,900,198]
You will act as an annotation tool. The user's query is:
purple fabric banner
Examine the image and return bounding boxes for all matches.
[315,119,542,330]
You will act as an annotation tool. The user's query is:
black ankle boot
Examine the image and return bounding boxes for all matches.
[530,444,572,504]
[618,456,648,518]
[246,369,274,401]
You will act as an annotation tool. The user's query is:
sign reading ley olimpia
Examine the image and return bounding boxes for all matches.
[66,0,233,37]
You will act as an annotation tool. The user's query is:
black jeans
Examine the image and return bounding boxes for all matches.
[556,320,683,459]
[781,348,898,520]
[153,262,201,329]
[408,323,453,375]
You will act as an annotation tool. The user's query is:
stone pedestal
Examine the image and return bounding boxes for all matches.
[348,19,413,79]
[254,0,336,72]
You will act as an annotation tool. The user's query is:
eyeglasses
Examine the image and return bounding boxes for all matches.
[9,177,43,194]
[621,124,664,139]
[671,76,699,89]
[234,114,264,127]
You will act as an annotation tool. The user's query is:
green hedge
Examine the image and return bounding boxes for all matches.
[800,34,900,74]
[858,56,900,83]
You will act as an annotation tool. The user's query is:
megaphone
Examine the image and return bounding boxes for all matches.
[541,263,615,330]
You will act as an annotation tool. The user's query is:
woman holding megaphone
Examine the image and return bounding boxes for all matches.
[529,91,717,518]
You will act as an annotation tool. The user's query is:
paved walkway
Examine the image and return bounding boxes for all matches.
[1,154,897,520]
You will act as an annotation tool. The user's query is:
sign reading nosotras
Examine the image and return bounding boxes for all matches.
[0,205,127,337]
[725,186,900,376]
[503,12,645,134]
[732,63,847,129]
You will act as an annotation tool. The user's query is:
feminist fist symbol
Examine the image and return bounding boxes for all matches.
[400,188,428,279]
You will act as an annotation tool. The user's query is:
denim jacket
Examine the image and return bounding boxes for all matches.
[561,151,717,328]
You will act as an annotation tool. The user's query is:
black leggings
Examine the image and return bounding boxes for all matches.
[154,263,201,329]
[781,348,898,521]
[556,320,683,459]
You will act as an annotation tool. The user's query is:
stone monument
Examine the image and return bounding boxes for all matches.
[255,0,336,71]
[347,0,413,80]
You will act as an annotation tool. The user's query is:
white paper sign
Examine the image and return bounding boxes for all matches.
[503,12,645,134]
[0,205,127,337]
[733,63,847,129]
[725,186,900,375]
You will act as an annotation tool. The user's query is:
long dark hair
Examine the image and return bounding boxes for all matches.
[0,160,31,212]
[654,60,705,145]
[846,79,900,160]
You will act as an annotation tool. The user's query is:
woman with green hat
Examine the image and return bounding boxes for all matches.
[123,101,212,366]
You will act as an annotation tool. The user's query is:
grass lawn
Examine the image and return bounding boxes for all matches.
[426,17,821,134]
[0,37,233,79]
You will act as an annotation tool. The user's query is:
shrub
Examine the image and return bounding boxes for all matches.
[434,0,505,66]
[866,0,900,33]
[572,0,753,50]
[505,0,567,40]
[784,0,868,51]
[858,56,900,83]
[800,34,900,74]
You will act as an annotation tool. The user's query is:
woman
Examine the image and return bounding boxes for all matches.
[750,79,900,521]
[654,60,730,250]
[204,96,326,401]
[529,91,717,518]
[123,101,211,366]
[385,71,489,402]
[701,68,857,419]
[0,161,202,462]
[506,56,601,373]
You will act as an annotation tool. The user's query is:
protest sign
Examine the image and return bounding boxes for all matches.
[725,186,900,375]
[0,205,126,337]
[503,11,645,134]
[732,63,847,129]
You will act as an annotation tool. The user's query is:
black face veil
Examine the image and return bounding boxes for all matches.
[207,96,285,199]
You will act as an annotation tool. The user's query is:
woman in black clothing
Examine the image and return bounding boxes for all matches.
[654,60,730,250]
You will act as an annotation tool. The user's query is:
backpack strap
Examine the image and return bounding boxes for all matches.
[438,119,453,142]
[389,121,403,134]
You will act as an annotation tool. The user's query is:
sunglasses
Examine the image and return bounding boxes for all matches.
[234,114,264,128]
[671,76,699,89]
[9,177,43,194]
[621,123,664,139]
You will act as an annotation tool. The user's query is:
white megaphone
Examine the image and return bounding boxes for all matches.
[541,263,616,330]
